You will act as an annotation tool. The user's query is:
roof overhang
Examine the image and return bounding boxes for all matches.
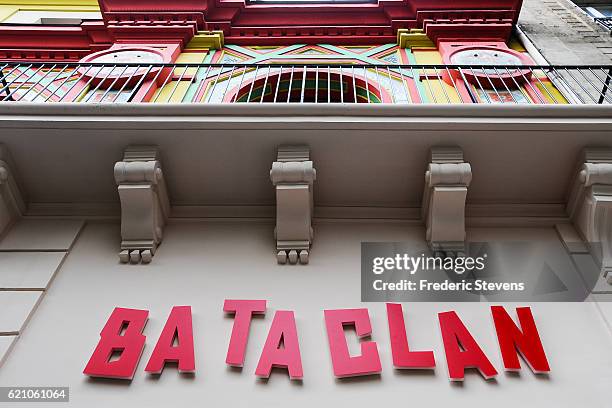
[0,103,609,226]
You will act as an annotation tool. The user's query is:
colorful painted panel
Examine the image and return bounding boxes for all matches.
[0,66,81,102]
[150,41,566,105]
[0,41,569,105]
[153,44,416,103]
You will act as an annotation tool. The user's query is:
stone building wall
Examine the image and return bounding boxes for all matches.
[519,0,612,64]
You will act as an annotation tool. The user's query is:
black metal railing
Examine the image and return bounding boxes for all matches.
[595,17,612,32]
[0,62,611,105]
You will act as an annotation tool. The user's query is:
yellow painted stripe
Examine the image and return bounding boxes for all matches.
[151,81,191,103]
[176,52,207,64]
[0,5,99,20]
[412,50,443,64]
[508,37,527,53]
[536,81,568,104]
[0,5,17,21]
[423,79,462,104]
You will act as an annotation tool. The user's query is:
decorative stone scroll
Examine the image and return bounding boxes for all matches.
[567,148,612,283]
[0,145,25,239]
[422,147,472,256]
[114,146,170,264]
[270,146,316,265]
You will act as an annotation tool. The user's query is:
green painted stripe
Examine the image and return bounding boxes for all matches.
[364,43,397,57]
[406,51,428,103]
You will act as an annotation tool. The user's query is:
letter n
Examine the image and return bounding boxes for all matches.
[491,306,550,373]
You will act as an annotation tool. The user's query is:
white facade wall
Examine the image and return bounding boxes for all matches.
[0,104,610,406]
[0,220,611,407]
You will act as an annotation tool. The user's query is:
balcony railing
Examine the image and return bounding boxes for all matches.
[1,62,611,105]
[595,17,612,32]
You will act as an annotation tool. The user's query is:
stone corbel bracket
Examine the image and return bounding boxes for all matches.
[0,144,25,239]
[567,148,612,283]
[114,146,170,264]
[422,147,472,256]
[270,146,316,265]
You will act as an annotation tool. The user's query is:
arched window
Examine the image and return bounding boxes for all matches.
[228,68,389,103]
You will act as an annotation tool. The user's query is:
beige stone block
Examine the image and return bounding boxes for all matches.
[0,335,17,367]
[0,291,42,335]
[0,252,66,290]
[0,220,83,251]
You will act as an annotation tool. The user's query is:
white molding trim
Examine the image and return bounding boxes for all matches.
[0,144,25,240]
[422,147,472,255]
[567,148,612,283]
[22,203,569,227]
[114,146,170,264]
[270,145,316,265]
[1,105,612,131]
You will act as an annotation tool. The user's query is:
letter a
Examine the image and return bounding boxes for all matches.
[255,310,303,380]
[438,311,498,381]
[145,306,195,374]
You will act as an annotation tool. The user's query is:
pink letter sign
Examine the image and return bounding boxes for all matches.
[224,299,267,367]
[145,306,195,374]
[83,307,149,380]
[491,306,550,373]
[255,310,303,380]
[438,311,498,381]
[386,303,435,369]
[324,308,382,378]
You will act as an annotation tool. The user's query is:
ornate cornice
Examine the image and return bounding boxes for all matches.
[95,0,523,45]
[185,30,224,50]
[417,10,515,43]
[0,21,111,62]
[0,0,98,5]
[397,29,435,49]
[0,0,524,56]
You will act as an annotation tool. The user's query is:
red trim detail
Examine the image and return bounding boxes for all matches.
[104,15,200,45]
[59,43,179,102]
[437,41,548,103]
[78,46,167,89]
[0,22,111,62]
[0,0,525,61]
[440,42,533,87]
[97,0,523,45]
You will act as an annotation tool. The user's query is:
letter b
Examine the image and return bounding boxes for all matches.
[83,307,149,380]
